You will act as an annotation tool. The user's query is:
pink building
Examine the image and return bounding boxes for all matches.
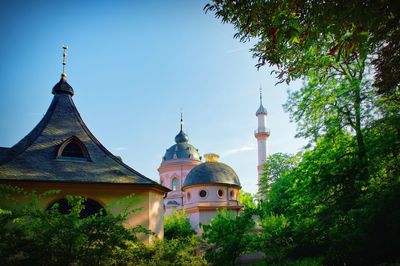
[158,116,202,215]
[158,118,242,232]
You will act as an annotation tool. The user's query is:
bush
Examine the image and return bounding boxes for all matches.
[164,210,194,240]
[0,193,144,265]
[202,208,256,266]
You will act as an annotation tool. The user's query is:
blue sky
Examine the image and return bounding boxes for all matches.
[0,0,306,194]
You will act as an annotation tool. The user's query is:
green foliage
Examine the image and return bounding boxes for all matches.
[0,192,142,265]
[260,152,301,196]
[259,214,293,264]
[260,128,400,264]
[0,188,207,265]
[205,0,400,93]
[238,189,256,209]
[147,236,207,266]
[164,210,194,240]
[202,208,256,266]
[206,2,400,264]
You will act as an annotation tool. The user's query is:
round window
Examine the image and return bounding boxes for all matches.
[199,190,207,198]
[217,189,224,198]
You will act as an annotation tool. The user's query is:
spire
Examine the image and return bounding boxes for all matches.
[61,45,68,79]
[52,45,74,96]
[180,112,183,131]
[256,85,267,115]
[175,112,189,143]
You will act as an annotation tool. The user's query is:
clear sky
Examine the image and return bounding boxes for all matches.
[0,0,306,194]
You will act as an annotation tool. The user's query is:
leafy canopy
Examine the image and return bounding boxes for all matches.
[205,0,400,95]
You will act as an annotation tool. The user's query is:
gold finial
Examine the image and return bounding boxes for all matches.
[204,153,220,163]
[62,45,68,78]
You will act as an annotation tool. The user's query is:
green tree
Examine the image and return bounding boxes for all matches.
[164,210,194,240]
[148,237,207,266]
[0,187,147,265]
[205,0,400,94]
[238,189,256,209]
[259,214,293,264]
[206,1,400,265]
[260,152,301,196]
[202,208,256,266]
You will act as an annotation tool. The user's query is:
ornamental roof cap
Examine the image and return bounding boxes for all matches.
[256,86,267,115]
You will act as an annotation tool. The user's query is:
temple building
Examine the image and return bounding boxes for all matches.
[0,49,169,242]
[158,117,243,232]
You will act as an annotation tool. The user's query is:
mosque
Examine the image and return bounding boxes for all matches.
[159,90,270,232]
[0,48,270,237]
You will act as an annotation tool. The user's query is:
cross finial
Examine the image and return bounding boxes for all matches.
[62,45,68,78]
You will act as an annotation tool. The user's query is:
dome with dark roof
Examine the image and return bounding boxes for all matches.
[162,129,201,162]
[52,74,74,96]
[182,154,241,189]
[175,130,189,143]
[163,143,201,161]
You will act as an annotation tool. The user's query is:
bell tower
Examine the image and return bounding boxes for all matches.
[255,87,270,196]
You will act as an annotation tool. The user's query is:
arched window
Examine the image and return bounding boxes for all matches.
[47,198,105,218]
[171,177,179,191]
[62,142,84,157]
[57,136,90,161]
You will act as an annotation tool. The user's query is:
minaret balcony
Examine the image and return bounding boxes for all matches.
[254,128,270,137]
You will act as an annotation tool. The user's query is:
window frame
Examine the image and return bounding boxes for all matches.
[171,177,179,191]
[56,136,91,161]
[199,189,208,199]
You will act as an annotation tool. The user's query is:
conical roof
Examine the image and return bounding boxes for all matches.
[0,76,168,191]
[256,87,267,115]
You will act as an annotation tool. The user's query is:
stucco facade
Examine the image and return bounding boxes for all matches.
[0,67,169,243]
[159,124,244,233]
[0,180,165,242]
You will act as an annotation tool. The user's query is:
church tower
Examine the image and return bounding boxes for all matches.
[254,88,270,195]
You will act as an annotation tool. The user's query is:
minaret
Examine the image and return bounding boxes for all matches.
[255,87,270,196]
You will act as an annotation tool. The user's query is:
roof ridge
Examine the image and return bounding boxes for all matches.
[67,96,161,186]
[0,96,59,165]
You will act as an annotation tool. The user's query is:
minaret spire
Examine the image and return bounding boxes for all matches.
[259,85,263,105]
[180,112,183,131]
[62,45,68,79]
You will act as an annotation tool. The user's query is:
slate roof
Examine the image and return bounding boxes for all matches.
[256,103,267,115]
[182,161,241,189]
[161,129,201,163]
[0,76,169,192]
